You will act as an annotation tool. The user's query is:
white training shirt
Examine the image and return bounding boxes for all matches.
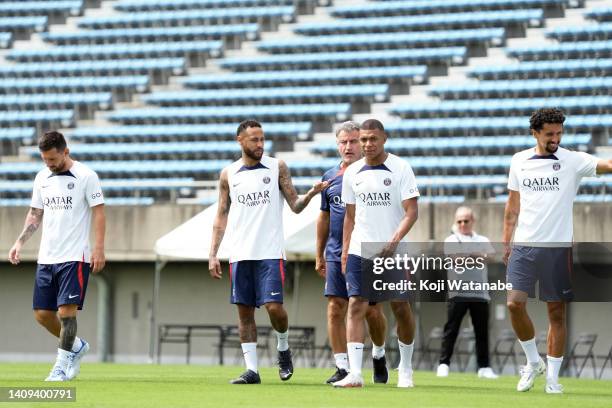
[342,153,420,257]
[444,231,494,301]
[31,161,104,264]
[508,146,598,246]
[226,155,285,263]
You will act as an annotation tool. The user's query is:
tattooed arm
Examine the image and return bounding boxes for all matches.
[8,207,44,265]
[278,159,329,214]
[209,169,230,279]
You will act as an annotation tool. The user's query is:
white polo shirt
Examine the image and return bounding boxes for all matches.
[342,153,420,257]
[508,146,598,246]
[31,161,104,264]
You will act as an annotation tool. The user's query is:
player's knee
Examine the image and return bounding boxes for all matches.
[328,298,347,322]
[507,301,525,314]
[390,302,411,319]
[33,309,54,325]
[264,302,284,317]
[548,305,565,326]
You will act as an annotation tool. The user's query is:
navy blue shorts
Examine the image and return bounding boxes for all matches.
[507,245,573,302]
[346,254,366,298]
[33,261,90,311]
[325,261,348,298]
[230,259,285,307]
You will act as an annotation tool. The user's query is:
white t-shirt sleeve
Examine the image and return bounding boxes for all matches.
[85,172,105,207]
[574,151,599,179]
[443,234,459,255]
[400,162,420,200]
[30,174,43,209]
[341,167,355,205]
[508,156,519,191]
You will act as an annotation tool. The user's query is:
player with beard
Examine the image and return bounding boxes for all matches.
[504,108,612,394]
[209,119,328,384]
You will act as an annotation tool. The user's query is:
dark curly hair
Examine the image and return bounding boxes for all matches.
[529,108,565,132]
[236,119,262,136]
[38,130,67,152]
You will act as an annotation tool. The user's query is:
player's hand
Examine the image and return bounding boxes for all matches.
[209,256,222,279]
[341,253,347,275]
[378,241,399,259]
[8,242,22,265]
[502,244,511,265]
[315,257,326,278]
[90,247,106,274]
[310,180,330,195]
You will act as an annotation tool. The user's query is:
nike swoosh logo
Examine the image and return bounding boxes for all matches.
[271,292,281,296]
[233,183,241,187]
[68,294,79,299]
[356,181,363,186]
[41,185,50,189]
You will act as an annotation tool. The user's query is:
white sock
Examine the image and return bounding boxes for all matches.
[547,355,563,384]
[275,330,289,352]
[372,343,385,359]
[398,340,414,373]
[347,342,364,376]
[241,342,258,373]
[56,348,72,372]
[71,337,83,353]
[518,338,540,365]
[334,353,349,371]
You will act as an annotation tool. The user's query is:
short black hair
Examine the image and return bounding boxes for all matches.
[38,130,67,152]
[529,108,565,132]
[237,119,262,136]
[360,118,385,132]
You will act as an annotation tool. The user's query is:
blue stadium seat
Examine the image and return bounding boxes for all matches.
[218,47,467,71]
[0,76,149,96]
[0,58,186,83]
[0,15,47,34]
[584,7,612,22]
[26,141,273,160]
[506,40,612,60]
[0,92,112,111]
[41,24,260,46]
[182,66,428,88]
[331,0,573,18]
[257,28,506,53]
[69,123,313,142]
[77,7,295,29]
[384,115,612,136]
[142,85,390,106]
[0,127,36,141]
[6,41,223,62]
[0,1,83,18]
[390,95,611,118]
[546,23,612,41]
[107,105,352,129]
[429,77,612,99]
[468,58,612,80]
[113,0,307,12]
[295,10,543,35]
[0,109,74,128]
[0,31,11,47]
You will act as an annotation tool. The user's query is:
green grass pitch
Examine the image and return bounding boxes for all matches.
[1,363,611,408]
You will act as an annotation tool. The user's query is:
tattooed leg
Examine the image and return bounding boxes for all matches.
[59,317,77,352]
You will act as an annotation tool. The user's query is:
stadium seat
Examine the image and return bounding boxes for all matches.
[182,66,428,89]
[77,7,296,30]
[218,47,467,71]
[468,58,612,80]
[506,40,612,60]
[584,7,612,22]
[429,77,612,99]
[257,29,506,54]
[390,95,612,118]
[546,23,612,41]
[6,41,223,63]
[113,0,314,12]
[142,85,390,106]
[0,1,83,18]
[0,15,47,37]
[330,0,574,18]
[295,9,543,36]
[0,31,11,48]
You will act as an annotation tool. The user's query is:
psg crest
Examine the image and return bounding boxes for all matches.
[263,176,271,184]
[384,178,392,186]
[553,163,561,171]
